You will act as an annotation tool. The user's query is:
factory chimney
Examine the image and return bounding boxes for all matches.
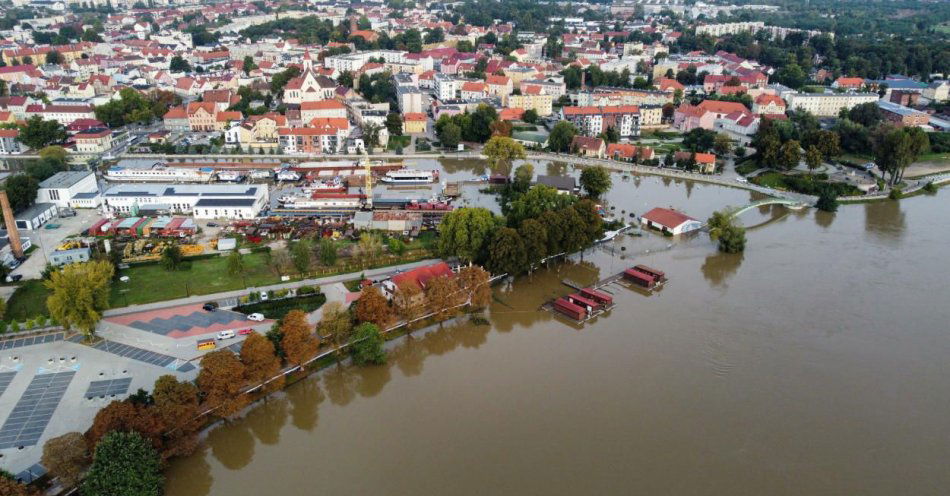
[0,191,23,258]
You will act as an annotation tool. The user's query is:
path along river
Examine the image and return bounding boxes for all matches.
[166,164,950,496]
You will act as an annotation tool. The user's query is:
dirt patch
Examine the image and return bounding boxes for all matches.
[905,160,950,178]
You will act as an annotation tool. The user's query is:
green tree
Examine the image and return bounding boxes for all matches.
[82,431,163,496]
[483,136,526,176]
[873,126,929,185]
[707,210,746,253]
[45,50,64,65]
[317,301,352,353]
[160,245,182,271]
[751,118,781,167]
[848,102,883,128]
[487,227,527,276]
[168,55,191,72]
[3,174,39,212]
[45,260,114,340]
[438,122,461,148]
[579,166,612,198]
[437,207,501,263]
[226,249,244,276]
[242,55,257,75]
[290,239,312,274]
[350,322,386,365]
[777,140,801,170]
[816,189,839,212]
[512,163,533,192]
[318,239,338,266]
[805,145,823,174]
[518,218,548,268]
[713,133,732,156]
[548,121,577,153]
[385,112,403,136]
[362,122,383,151]
[387,237,406,255]
[17,115,67,149]
[270,66,301,95]
[522,109,539,123]
[506,184,576,227]
[39,145,68,165]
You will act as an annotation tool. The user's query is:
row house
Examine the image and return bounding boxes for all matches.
[485,75,512,98]
[0,129,23,154]
[301,100,348,122]
[277,118,349,154]
[562,105,641,138]
[703,72,768,93]
[0,96,32,119]
[520,79,566,100]
[674,100,751,132]
[0,42,93,65]
[74,128,114,154]
[25,104,96,125]
[0,64,43,85]
[752,94,786,116]
[606,143,655,162]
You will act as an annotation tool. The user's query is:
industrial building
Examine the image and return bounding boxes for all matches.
[101,184,269,219]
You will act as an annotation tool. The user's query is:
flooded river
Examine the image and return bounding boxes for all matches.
[166,167,950,495]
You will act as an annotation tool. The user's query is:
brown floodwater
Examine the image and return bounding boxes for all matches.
[166,174,950,495]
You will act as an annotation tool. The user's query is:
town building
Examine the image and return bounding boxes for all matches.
[101,184,269,219]
[876,100,930,127]
[36,171,98,209]
[641,207,702,235]
[784,92,879,117]
[562,105,641,138]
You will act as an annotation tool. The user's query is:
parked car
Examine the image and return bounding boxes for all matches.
[206,222,219,227]
[5,274,22,283]
[237,328,253,335]
[215,330,235,340]
[260,291,269,301]
[202,302,219,312]
[247,313,265,322]
[735,176,748,183]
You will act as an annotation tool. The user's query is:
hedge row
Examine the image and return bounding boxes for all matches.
[234,293,327,320]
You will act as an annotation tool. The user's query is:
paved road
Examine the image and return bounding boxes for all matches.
[102,258,441,317]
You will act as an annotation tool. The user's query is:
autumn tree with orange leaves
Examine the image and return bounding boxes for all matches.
[280,310,319,366]
[197,350,249,418]
[425,275,463,322]
[354,286,394,329]
[241,332,284,393]
[456,266,492,309]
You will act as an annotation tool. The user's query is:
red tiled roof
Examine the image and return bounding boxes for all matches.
[642,207,696,229]
[391,262,454,290]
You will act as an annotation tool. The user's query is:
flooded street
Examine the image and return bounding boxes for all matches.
[166,169,950,495]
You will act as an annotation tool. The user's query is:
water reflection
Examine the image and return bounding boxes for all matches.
[288,377,323,431]
[545,161,569,177]
[701,250,745,287]
[864,200,906,243]
[393,336,428,377]
[355,362,392,398]
[165,446,213,496]
[814,210,835,229]
[247,396,288,445]
[323,364,359,406]
[209,422,255,470]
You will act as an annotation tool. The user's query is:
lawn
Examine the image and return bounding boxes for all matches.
[735,159,760,176]
[387,135,411,150]
[751,172,864,196]
[5,280,51,321]
[110,252,280,306]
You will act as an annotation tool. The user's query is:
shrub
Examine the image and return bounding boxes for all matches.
[816,190,839,212]
[889,188,903,200]
[923,181,938,194]
[10,321,19,332]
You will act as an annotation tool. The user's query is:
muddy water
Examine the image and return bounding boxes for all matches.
[166,176,950,495]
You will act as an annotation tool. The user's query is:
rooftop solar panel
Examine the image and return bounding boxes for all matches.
[0,371,75,449]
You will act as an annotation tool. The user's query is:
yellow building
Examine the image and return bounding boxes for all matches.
[402,113,427,134]
[506,90,553,116]
[639,105,664,126]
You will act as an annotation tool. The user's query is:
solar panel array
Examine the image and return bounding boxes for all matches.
[84,377,132,399]
[0,372,16,398]
[91,340,176,368]
[0,371,75,449]
[0,333,65,350]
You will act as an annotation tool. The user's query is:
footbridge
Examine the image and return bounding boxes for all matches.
[729,197,809,218]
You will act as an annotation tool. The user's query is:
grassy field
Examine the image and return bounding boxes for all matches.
[110,252,280,306]
[5,280,51,322]
[386,135,411,150]
[751,172,863,196]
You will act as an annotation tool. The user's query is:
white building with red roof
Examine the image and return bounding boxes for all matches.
[641,207,702,235]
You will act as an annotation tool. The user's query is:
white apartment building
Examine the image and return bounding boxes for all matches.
[36,171,98,209]
[785,92,879,117]
[397,85,424,114]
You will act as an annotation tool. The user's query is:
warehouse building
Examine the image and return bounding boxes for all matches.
[101,184,269,219]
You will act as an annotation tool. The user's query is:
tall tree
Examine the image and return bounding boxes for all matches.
[151,375,200,458]
[486,227,527,276]
[226,249,245,276]
[350,323,386,365]
[45,260,114,340]
[437,207,501,263]
[392,281,425,323]
[456,265,492,309]
[579,166,612,198]
[805,145,822,174]
[42,432,88,487]
[290,239,312,274]
[354,286,393,329]
[280,310,319,366]
[777,140,802,170]
[17,116,66,149]
[316,301,352,354]
[424,275,462,321]
[318,239,338,266]
[483,136,526,176]
[82,431,163,496]
[242,55,257,75]
[197,350,248,418]
[518,218,548,268]
[548,121,577,153]
[707,210,746,253]
[160,245,182,271]
[241,333,284,393]
[513,163,534,192]
[713,133,733,156]
[385,112,403,136]
[3,174,39,212]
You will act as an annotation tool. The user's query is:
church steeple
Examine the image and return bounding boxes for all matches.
[303,49,313,72]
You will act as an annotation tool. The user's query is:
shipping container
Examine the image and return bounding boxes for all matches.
[87,218,109,236]
[624,268,656,288]
[580,288,613,306]
[554,298,587,320]
[568,293,601,312]
[634,264,666,281]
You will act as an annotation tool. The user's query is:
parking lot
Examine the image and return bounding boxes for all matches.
[9,208,101,280]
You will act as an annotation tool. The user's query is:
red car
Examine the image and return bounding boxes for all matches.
[238,328,254,335]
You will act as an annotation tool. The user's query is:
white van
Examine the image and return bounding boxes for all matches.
[215,330,236,340]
